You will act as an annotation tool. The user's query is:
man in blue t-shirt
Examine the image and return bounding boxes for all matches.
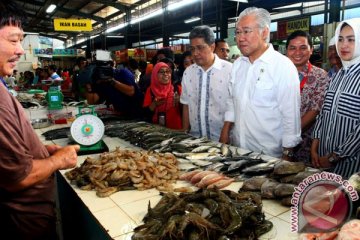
[85,66,143,118]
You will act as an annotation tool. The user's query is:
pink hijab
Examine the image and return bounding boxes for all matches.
[150,62,174,110]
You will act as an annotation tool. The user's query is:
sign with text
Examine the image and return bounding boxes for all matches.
[287,18,310,34]
[54,19,92,32]
[34,48,81,57]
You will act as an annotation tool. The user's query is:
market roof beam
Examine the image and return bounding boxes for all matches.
[91,0,129,12]
[56,6,106,25]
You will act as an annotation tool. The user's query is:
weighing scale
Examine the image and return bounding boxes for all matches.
[70,106,109,156]
[45,86,64,110]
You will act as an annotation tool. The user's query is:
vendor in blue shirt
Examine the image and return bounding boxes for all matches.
[85,67,143,118]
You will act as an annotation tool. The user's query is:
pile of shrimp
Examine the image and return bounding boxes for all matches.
[65,147,180,197]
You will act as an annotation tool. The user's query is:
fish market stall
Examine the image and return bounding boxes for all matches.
[30,119,298,240]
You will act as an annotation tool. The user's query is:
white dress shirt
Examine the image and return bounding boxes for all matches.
[181,55,232,141]
[224,44,301,157]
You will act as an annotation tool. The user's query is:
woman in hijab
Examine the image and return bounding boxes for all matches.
[311,18,360,179]
[143,62,182,129]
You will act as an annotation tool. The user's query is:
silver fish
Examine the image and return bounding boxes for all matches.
[191,145,213,153]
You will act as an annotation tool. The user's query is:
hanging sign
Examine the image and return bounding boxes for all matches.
[54,19,92,32]
[286,18,310,34]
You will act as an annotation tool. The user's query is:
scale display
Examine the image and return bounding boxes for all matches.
[70,114,105,146]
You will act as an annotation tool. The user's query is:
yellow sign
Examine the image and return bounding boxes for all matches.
[287,18,310,34]
[54,19,92,32]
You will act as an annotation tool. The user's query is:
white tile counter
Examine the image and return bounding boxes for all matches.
[34,121,298,240]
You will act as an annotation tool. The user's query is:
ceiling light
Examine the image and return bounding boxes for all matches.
[228,0,248,2]
[130,9,163,24]
[90,34,99,39]
[168,0,199,11]
[24,32,39,35]
[106,35,124,38]
[81,45,87,48]
[46,4,56,13]
[106,23,128,33]
[184,17,201,24]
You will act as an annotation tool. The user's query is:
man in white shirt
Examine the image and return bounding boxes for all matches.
[220,7,301,158]
[180,26,232,141]
[48,65,62,81]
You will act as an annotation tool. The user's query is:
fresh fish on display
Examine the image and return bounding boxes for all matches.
[160,137,175,147]
[242,162,275,175]
[205,162,225,172]
[42,127,70,140]
[225,158,265,173]
[190,171,215,184]
[241,177,269,191]
[196,173,225,188]
[207,147,221,153]
[274,183,296,198]
[179,170,202,181]
[348,172,360,193]
[185,152,219,161]
[189,159,213,167]
[261,179,280,199]
[273,161,306,175]
[291,170,320,185]
[220,144,231,157]
[281,197,292,207]
[191,145,214,153]
[229,146,239,157]
[207,178,234,189]
[171,151,190,158]
[178,163,198,171]
[237,148,253,156]
[175,158,191,164]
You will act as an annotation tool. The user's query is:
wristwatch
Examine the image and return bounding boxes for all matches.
[283,149,294,158]
[328,153,340,164]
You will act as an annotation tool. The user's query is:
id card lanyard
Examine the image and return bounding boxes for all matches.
[300,62,312,93]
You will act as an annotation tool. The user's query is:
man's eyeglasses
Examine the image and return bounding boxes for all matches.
[235,27,258,37]
[158,69,172,75]
[189,44,208,53]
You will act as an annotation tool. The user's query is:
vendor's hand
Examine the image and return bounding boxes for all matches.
[311,139,320,167]
[219,129,230,144]
[50,145,80,170]
[45,144,62,154]
[317,155,333,169]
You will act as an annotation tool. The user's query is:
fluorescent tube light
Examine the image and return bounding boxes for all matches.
[81,45,87,48]
[130,9,163,24]
[228,0,248,2]
[46,4,56,13]
[106,35,124,38]
[168,0,199,11]
[24,32,39,35]
[90,34,100,39]
[184,17,200,24]
[106,23,128,33]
